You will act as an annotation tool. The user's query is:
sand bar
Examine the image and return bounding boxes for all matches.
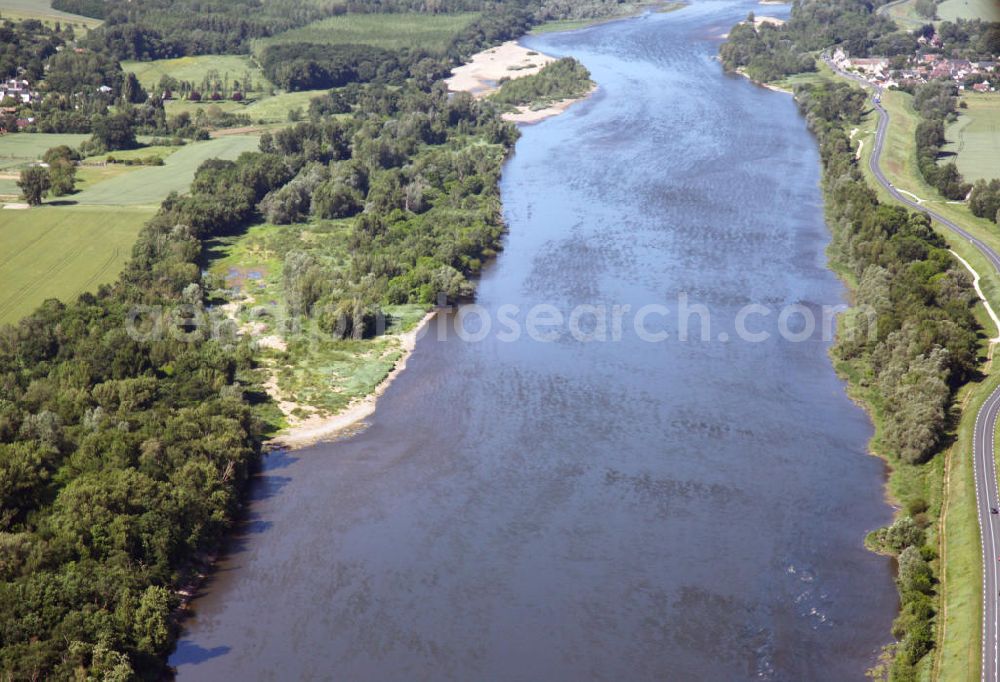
[446,40,557,97]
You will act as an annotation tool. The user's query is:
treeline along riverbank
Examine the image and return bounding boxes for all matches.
[721,1,993,678]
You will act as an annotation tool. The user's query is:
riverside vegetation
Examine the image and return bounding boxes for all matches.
[0,80,520,679]
[489,57,593,111]
[722,1,1000,679]
[797,81,977,680]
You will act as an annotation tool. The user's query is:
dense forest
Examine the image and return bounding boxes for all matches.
[0,65,518,677]
[0,167,272,679]
[796,78,978,682]
[0,19,70,82]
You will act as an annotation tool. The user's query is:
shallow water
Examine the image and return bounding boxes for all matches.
[172,2,898,679]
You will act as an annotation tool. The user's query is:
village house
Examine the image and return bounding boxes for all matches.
[847,57,889,77]
[0,78,39,105]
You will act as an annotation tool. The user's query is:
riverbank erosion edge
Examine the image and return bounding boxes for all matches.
[265,311,437,450]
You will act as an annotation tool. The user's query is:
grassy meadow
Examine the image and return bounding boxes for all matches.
[161,89,331,125]
[942,93,1000,183]
[0,206,152,323]
[938,0,1000,21]
[252,12,480,54]
[0,0,100,28]
[241,90,330,123]
[0,133,90,170]
[877,0,929,29]
[0,133,90,198]
[122,55,272,93]
[69,135,260,207]
[878,0,1000,25]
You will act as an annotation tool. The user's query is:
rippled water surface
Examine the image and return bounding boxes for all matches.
[173,2,898,679]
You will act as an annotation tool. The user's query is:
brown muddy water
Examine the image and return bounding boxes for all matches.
[172,2,898,679]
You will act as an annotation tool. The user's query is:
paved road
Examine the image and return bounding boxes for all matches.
[824,57,1000,682]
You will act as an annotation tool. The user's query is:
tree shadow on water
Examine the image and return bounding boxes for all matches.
[171,640,231,666]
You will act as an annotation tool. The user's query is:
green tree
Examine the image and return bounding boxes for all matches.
[91,112,137,151]
[48,159,77,196]
[312,180,362,219]
[122,71,147,104]
[17,166,51,206]
[970,179,1000,223]
[897,546,934,595]
[134,586,174,655]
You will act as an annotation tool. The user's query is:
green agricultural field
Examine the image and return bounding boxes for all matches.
[0,133,90,172]
[253,12,479,54]
[85,144,183,165]
[241,89,331,123]
[69,135,260,207]
[0,205,152,323]
[125,56,344,125]
[938,0,1000,21]
[0,0,100,28]
[877,0,930,30]
[163,99,246,118]
[0,133,90,198]
[121,55,272,93]
[942,93,1000,183]
[162,88,330,125]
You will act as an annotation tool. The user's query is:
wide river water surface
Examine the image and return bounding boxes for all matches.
[172,2,899,679]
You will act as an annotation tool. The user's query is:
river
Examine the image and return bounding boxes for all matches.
[171,2,898,679]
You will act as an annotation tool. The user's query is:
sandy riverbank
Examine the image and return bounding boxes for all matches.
[266,311,436,450]
[447,40,596,124]
[500,84,598,124]
[733,67,792,94]
[752,15,785,27]
[446,40,556,97]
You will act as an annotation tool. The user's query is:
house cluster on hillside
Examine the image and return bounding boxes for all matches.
[0,78,42,132]
[0,78,39,105]
[832,42,998,92]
